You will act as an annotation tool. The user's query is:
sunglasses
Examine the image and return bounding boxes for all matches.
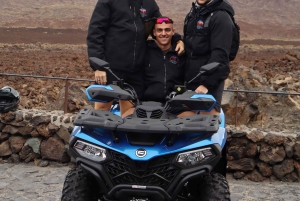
[156,17,173,24]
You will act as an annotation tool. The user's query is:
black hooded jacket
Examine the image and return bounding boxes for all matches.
[184,0,235,89]
[87,0,161,72]
[143,40,186,103]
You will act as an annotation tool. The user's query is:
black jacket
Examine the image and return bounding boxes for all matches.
[87,0,161,72]
[143,40,186,103]
[184,0,235,89]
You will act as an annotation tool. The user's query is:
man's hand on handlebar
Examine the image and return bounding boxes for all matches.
[95,70,107,85]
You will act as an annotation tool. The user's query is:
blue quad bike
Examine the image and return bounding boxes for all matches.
[61,58,230,201]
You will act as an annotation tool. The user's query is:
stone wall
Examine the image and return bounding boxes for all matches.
[227,125,300,182]
[0,109,76,165]
[0,110,300,182]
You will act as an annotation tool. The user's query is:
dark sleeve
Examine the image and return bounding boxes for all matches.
[152,0,162,18]
[86,0,110,70]
[200,11,232,88]
[172,33,182,44]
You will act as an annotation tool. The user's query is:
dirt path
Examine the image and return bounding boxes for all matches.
[1,27,300,46]
[0,27,87,45]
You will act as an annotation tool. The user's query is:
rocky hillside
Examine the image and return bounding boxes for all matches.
[0,0,299,131]
[1,43,299,131]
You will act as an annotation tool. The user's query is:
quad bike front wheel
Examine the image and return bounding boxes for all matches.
[61,166,101,201]
[188,172,231,201]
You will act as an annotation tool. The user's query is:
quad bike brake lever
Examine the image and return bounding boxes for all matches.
[187,72,201,84]
[104,67,121,81]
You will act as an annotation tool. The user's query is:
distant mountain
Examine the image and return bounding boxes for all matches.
[0,0,299,40]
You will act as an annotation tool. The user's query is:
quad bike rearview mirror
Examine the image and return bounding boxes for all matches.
[199,62,220,74]
[88,57,140,104]
[89,57,110,71]
[188,62,220,84]
[89,57,121,81]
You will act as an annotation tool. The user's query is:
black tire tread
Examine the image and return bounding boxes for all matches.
[196,172,231,201]
[61,166,97,201]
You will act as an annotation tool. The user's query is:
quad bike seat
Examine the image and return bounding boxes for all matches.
[0,86,20,113]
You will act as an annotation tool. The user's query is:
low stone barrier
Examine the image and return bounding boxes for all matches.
[0,110,299,182]
[227,125,300,182]
[0,109,76,165]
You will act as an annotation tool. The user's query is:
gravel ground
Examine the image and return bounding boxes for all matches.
[0,162,299,201]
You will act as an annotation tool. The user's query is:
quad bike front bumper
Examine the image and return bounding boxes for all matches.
[68,137,223,201]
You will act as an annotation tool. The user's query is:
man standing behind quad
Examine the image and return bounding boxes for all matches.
[87,0,184,116]
[184,0,236,116]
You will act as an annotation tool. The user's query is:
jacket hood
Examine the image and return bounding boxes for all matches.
[195,0,235,16]
[217,0,235,15]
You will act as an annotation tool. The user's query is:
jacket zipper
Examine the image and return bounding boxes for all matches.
[132,1,137,72]
[164,55,167,96]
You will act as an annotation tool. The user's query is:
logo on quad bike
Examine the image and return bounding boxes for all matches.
[132,185,147,189]
[135,148,147,157]
[140,8,147,18]
[197,20,204,29]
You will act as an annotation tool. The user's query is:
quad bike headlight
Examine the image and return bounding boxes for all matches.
[74,140,107,162]
[176,148,214,167]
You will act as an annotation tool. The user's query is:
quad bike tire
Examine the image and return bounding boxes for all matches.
[61,166,100,201]
[189,172,231,201]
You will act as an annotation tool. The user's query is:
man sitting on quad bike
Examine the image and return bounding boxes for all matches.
[123,17,195,118]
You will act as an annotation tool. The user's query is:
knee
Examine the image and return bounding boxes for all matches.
[122,108,135,118]
[200,108,220,116]
[94,102,111,110]
[177,111,196,118]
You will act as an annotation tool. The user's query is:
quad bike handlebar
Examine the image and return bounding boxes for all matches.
[87,57,220,112]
